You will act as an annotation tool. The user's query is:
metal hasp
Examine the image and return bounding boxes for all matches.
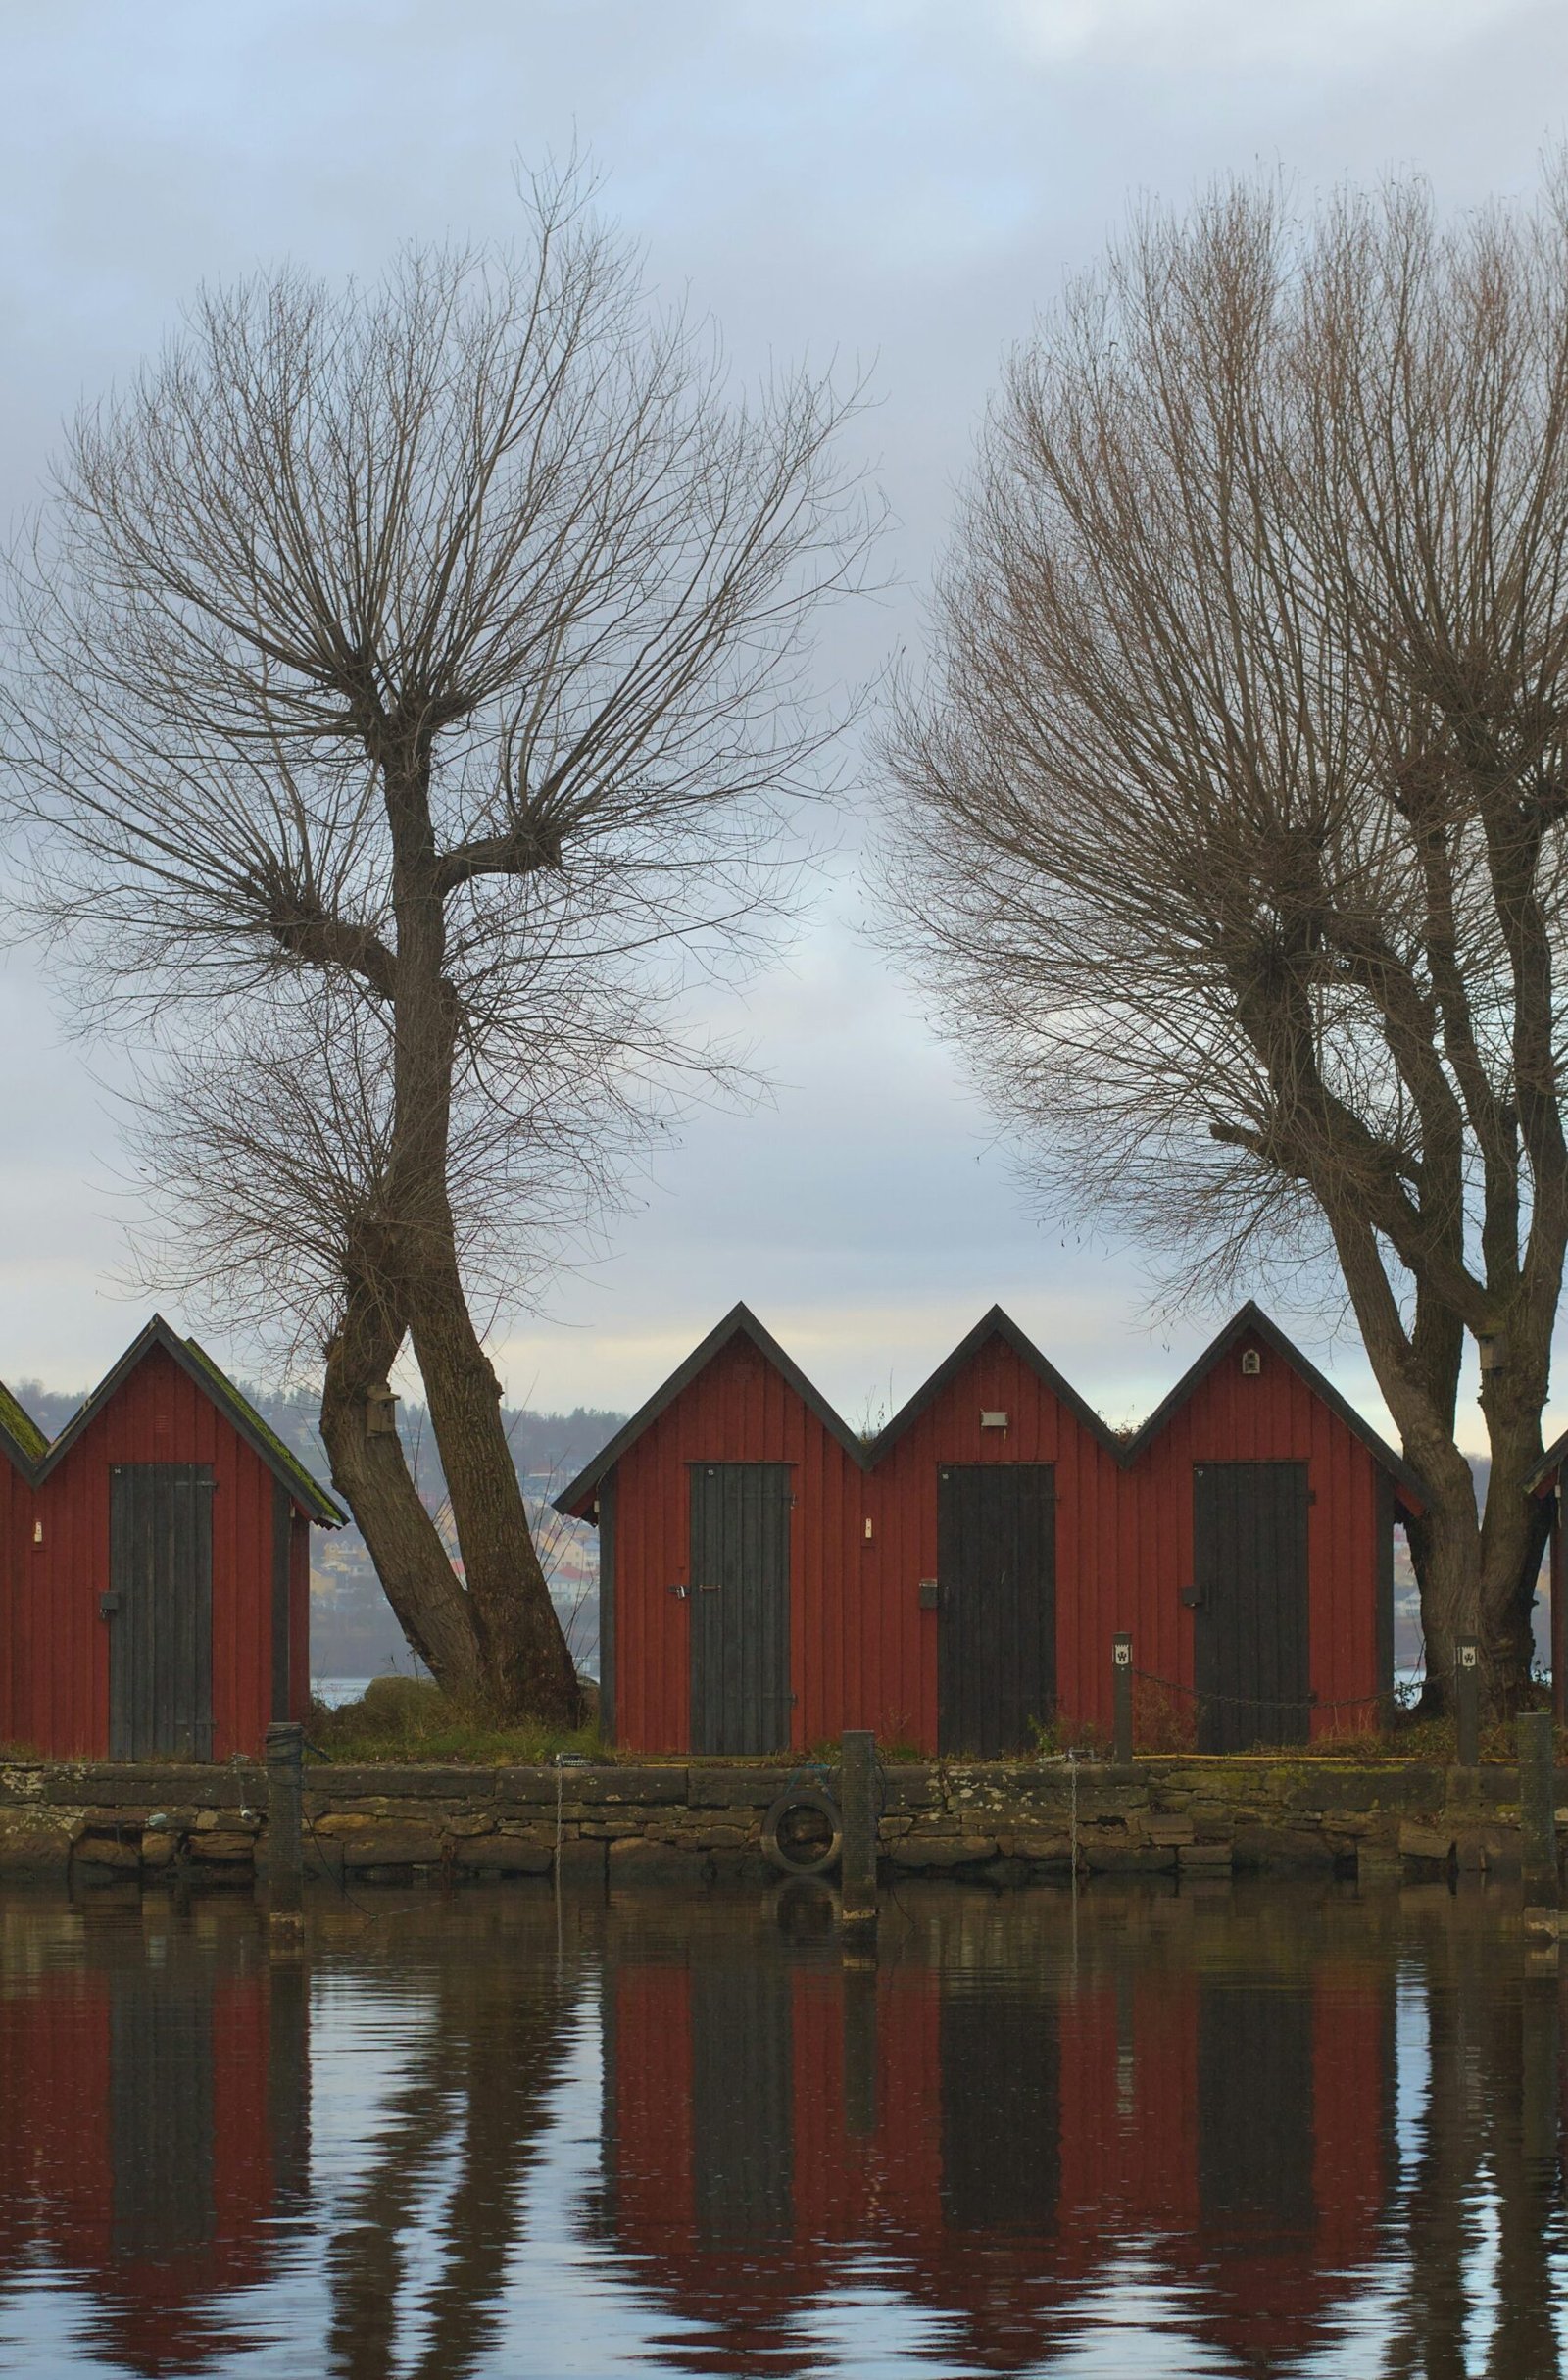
[1454,1638,1481,1769]
[839,1729,878,1931]
[266,1720,305,1935]
[1112,1633,1133,1767]
[1516,1709,1560,1950]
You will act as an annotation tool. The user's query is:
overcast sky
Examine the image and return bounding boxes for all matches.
[2,0,1565,1441]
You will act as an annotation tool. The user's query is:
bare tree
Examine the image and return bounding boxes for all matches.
[879,168,1568,1706]
[2,171,875,1721]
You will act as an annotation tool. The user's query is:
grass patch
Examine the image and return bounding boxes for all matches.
[306,1675,607,1766]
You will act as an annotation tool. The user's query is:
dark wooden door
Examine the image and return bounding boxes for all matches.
[688,1463,792,1755]
[1192,1461,1309,1752]
[937,1464,1055,1757]
[109,1462,215,1760]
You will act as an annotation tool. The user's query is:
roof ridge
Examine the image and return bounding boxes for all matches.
[23,1316,345,1525]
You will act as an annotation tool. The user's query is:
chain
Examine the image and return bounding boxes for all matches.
[1130,1664,1388,1714]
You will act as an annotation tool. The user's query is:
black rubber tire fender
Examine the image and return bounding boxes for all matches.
[761,1784,843,1878]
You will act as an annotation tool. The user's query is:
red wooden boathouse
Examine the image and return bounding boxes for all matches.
[0,1316,343,1760]
[557,1299,1421,1758]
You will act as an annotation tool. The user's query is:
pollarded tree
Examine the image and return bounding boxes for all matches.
[3,174,875,1721]
[879,170,1568,1710]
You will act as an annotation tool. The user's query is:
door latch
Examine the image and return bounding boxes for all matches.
[1180,1587,1203,1610]
[98,1592,121,1618]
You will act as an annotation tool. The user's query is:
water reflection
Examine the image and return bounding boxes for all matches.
[0,1881,1561,2376]
[595,1891,1408,2377]
[0,1897,307,2372]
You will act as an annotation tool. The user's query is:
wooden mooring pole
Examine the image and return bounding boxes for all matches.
[1112,1634,1133,1768]
[840,1730,879,1935]
[266,1720,305,1940]
[1517,1710,1559,1954]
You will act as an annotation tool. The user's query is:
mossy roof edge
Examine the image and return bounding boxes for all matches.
[180,1334,347,1524]
[0,1382,47,1466]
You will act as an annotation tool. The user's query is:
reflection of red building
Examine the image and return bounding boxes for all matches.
[598,1900,1396,2376]
[0,1907,308,2374]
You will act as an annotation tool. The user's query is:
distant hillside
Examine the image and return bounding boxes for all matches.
[6,1373,626,1684]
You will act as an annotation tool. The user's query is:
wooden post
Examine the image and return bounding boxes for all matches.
[1455,1637,1481,1770]
[1112,1633,1133,1768]
[266,1721,305,1937]
[1517,1710,1559,1945]
[840,1730,878,1932]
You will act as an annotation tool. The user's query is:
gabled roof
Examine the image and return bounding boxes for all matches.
[10,1316,345,1525]
[1120,1301,1426,1508]
[866,1304,1126,1464]
[554,1302,867,1515]
[552,1294,1427,1521]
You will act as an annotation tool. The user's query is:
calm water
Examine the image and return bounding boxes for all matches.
[0,1878,1564,2378]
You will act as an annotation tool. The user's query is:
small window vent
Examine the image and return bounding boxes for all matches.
[1240,1349,1261,1377]
[980,1410,1008,1430]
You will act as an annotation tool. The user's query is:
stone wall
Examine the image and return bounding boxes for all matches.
[0,1754,1558,1889]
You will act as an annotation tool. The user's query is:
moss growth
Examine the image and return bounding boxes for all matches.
[181,1334,345,1522]
[0,1383,47,1464]
[306,1674,607,1766]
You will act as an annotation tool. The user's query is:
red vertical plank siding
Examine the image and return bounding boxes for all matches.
[609,1335,867,1754]
[3,1344,298,1759]
[1116,1326,1386,1745]
[594,1311,1396,1756]
[0,1460,18,1751]
[866,1336,1124,1754]
[290,1512,313,1719]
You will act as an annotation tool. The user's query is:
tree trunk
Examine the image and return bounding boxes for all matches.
[318,1271,487,1700]
[1404,1492,1482,1720]
[1476,1366,1553,1709]
[409,1253,582,1725]
[381,749,580,1725]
